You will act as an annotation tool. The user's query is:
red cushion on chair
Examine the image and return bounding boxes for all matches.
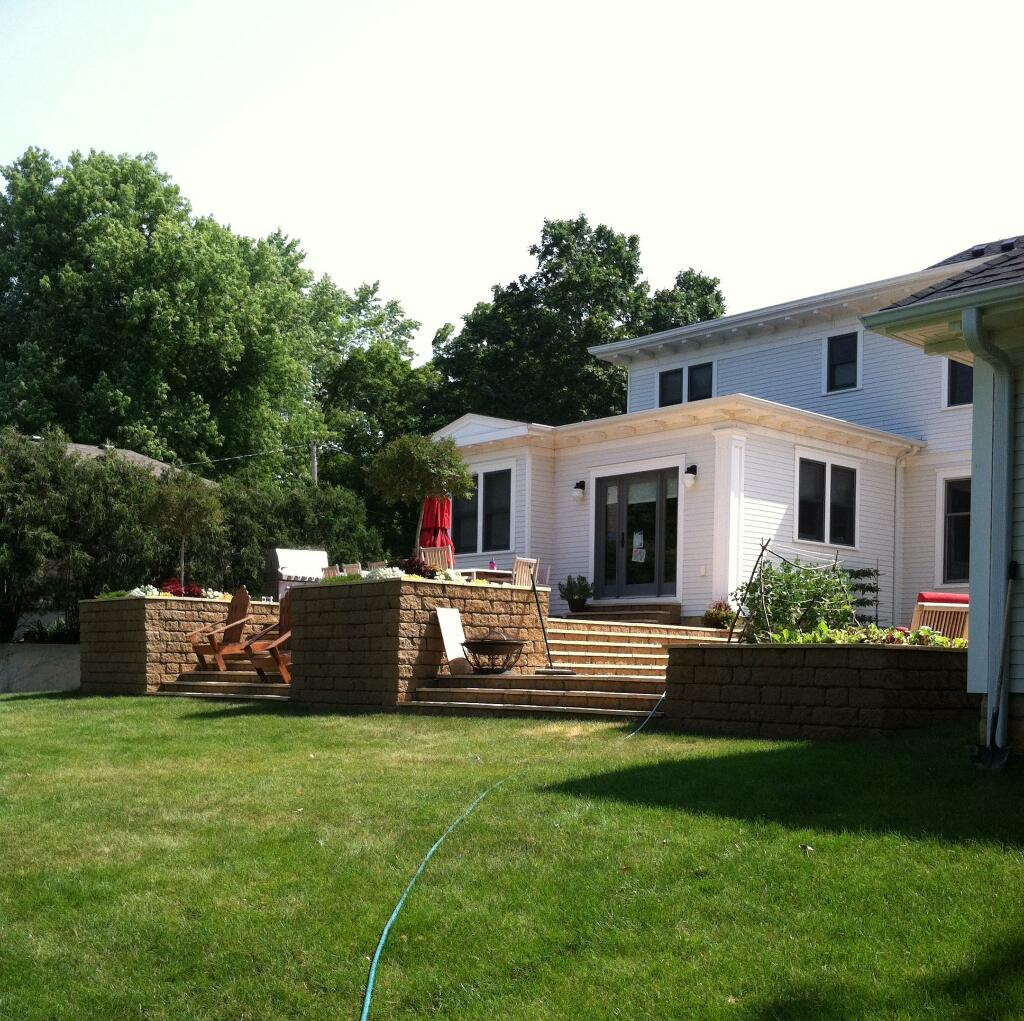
[917,591,969,605]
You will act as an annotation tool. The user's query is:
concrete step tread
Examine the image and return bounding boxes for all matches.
[402,701,660,718]
[151,691,291,701]
[547,649,669,660]
[548,622,726,636]
[550,661,666,672]
[548,638,668,649]
[423,686,659,701]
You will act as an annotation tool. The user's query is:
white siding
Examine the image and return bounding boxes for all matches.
[627,318,972,452]
[740,433,899,625]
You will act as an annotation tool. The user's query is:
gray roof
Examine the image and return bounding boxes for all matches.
[929,235,1023,268]
[882,249,1024,312]
[64,442,174,476]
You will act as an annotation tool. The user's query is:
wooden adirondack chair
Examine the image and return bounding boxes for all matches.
[245,590,293,683]
[322,564,341,579]
[188,587,254,671]
[342,562,363,576]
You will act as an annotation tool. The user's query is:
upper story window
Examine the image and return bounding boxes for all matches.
[824,332,861,393]
[658,362,714,407]
[942,477,971,583]
[944,359,974,408]
[796,454,858,547]
[452,467,513,554]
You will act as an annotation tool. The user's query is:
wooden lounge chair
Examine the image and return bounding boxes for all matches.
[511,556,539,587]
[342,562,362,576]
[322,564,341,579]
[910,591,969,640]
[367,560,387,571]
[245,590,293,683]
[188,587,254,671]
[419,546,451,571]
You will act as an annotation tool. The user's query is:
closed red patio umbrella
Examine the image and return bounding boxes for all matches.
[419,495,454,567]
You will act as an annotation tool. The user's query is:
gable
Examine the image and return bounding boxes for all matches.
[433,414,532,447]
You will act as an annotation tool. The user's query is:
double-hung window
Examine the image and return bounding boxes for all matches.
[944,359,974,408]
[658,362,714,407]
[824,332,860,393]
[452,467,513,554]
[796,454,858,547]
[942,477,971,583]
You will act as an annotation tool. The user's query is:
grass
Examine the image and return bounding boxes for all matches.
[1,695,1023,1020]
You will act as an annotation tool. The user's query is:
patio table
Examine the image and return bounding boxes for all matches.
[461,569,514,584]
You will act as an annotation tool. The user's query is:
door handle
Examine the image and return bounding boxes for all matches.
[620,532,625,548]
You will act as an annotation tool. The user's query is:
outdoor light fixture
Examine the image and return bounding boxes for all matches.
[682,464,698,489]
[572,480,587,502]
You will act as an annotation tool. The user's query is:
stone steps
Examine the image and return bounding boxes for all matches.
[402,699,657,720]
[417,686,661,713]
[156,674,291,700]
[443,672,665,694]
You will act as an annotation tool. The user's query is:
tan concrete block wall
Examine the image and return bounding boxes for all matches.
[665,644,975,739]
[80,596,279,694]
[290,580,550,709]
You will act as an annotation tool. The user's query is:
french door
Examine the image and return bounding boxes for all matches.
[594,469,679,598]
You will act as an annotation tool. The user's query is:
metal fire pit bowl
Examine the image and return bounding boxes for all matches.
[462,631,525,675]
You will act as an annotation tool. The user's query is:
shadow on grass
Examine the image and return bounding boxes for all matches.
[0,689,86,702]
[177,701,388,721]
[738,932,1024,1019]
[547,727,1024,846]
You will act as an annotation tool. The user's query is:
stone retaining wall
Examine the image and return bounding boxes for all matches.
[79,597,279,694]
[665,644,975,739]
[290,580,549,709]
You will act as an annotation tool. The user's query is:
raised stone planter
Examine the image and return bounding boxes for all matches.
[79,597,280,695]
[290,579,550,709]
[665,643,976,739]
[0,643,81,693]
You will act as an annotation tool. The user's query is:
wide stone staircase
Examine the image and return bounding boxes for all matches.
[154,665,291,702]
[406,617,729,719]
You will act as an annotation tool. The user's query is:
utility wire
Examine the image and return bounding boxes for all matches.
[178,441,342,468]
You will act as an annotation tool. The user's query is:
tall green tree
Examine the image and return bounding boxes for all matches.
[431,215,725,426]
[0,148,324,471]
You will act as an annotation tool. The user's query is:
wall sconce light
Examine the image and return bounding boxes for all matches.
[572,480,587,502]
[682,464,698,489]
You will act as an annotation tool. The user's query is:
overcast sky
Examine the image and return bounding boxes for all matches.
[2,0,1021,362]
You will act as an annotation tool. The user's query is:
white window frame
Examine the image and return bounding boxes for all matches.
[657,359,717,408]
[792,446,861,550]
[820,330,863,396]
[453,457,516,556]
[940,357,974,410]
[933,467,971,587]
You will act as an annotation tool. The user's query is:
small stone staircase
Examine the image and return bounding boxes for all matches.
[154,670,291,701]
[568,602,681,625]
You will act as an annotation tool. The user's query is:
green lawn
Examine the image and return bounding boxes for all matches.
[1,695,1023,1020]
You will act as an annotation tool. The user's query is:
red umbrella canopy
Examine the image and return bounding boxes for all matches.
[419,495,454,566]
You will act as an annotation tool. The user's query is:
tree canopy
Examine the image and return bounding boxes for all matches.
[431,215,725,426]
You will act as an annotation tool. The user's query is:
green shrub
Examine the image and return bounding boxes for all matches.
[701,600,734,629]
[558,576,593,605]
[772,621,966,648]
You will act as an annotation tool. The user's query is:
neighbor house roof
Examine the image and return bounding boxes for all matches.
[63,442,175,476]
[439,394,923,460]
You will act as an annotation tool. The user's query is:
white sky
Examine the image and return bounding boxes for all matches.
[1,0,1021,363]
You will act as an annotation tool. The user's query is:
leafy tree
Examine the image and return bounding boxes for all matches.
[367,436,474,556]
[151,471,224,588]
[0,430,70,641]
[0,148,324,471]
[431,215,725,426]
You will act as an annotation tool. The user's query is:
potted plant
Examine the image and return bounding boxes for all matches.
[558,575,593,613]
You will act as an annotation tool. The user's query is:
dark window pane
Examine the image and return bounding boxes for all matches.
[687,362,713,402]
[482,469,511,551]
[944,478,971,583]
[603,483,618,587]
[947,361,973,407]
[827,333,859,392]
[829,465,857,547]
[798,459,826,542]
[663,473,678,585]
[659,369,683,407]
[452,476,478,554]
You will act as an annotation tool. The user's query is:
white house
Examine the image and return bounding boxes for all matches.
[435,239,1020,621]
[863,244,1024,750]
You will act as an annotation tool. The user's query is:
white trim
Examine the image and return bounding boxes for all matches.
[453,456,517,556]
[821,329,864,396]
[712,429,746,602]
[934,466,972,587]
[792,445,861,550]
[586,454,685,600]
[524,452,533,557]
[940,356,974,410]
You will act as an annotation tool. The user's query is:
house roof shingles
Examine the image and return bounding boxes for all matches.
[882,248,1024,312]
[928,235,1023,267]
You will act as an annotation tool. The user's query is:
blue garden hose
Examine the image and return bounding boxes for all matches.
[358,775,512,1020]
[624,692,666,739]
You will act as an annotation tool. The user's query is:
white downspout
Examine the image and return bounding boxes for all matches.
[962,307,1015,747]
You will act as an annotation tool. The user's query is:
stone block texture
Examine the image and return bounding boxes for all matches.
[79,597,279,695]
[290,580,549,709]
[665,644,976,739]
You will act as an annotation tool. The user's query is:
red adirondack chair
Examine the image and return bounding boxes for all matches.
[245,589,293,683]
[188,587,254,671]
